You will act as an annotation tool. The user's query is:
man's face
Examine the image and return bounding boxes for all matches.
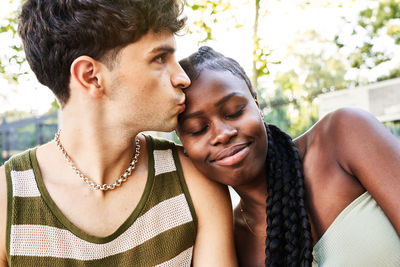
[104,30,190,132]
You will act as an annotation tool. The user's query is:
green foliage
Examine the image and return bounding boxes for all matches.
[185,0,233,43]
[336,0,400,80]
[46,100,60,114]
[377,67,400,81]
[262,70,320,138]
[186,0,276,93]
[383,120,400,139]
[0,109,33,122]
[0,0,26,84]
[261,31,351,137]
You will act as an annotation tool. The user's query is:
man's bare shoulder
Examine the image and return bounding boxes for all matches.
[0,165,8,266]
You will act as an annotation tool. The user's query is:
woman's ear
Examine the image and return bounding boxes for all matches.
[254,97,260,108]
[70,56,105,99]
[253,97,264,120]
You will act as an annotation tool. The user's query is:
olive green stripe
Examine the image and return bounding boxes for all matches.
[146,134,175,150]
[5,149,37,260]
[140,135,192,215]
[126,221,195,266]
[9,197,66,229]
[4,149,34,171]
[9,222,195,267]
[171,144,198,232]
[140,171,186,215]
[5,155,13,261]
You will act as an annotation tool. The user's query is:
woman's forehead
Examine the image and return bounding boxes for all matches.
[186,69,251,96]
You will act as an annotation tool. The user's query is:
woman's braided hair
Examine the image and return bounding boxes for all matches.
[265,124,313,266]
[179,46,313,266]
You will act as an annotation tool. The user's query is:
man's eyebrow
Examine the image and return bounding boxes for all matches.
[148,45,175,55]
[215,92,239,107]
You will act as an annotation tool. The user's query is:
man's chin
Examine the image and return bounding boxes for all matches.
[157,119,178,133]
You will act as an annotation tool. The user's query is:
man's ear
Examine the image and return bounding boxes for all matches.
[70,56,105,99]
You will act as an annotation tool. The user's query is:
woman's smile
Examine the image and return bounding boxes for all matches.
[211,143,251,166]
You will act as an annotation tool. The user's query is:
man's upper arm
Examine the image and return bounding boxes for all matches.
[0,165,8,266]
[178,148,237,266]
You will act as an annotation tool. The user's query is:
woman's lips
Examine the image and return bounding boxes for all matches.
[212,144,250,166]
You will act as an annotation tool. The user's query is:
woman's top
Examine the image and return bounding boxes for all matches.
[5,135,197,266]
[312,191,400,266]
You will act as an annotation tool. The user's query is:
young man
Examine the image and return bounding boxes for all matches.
[0,1,236,266]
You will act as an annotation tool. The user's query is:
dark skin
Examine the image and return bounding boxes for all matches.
[177,69,400,266]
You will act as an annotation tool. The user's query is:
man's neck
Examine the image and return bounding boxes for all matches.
[56,107,141,187]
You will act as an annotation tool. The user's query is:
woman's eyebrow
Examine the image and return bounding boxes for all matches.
[179,111,203,125]
[215,92,240,107]
[180,92,244,124]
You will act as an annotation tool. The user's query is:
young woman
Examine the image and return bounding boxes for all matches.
[177,46,400,267]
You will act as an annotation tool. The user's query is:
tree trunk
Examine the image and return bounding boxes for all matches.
[252,0,261,92]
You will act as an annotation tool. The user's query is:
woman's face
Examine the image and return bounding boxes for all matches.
[177,69,267,186]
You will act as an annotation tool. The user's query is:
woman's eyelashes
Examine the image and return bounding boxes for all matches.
[191,125,209,136]
[224,105,245,119]
[180,120,208,136]
[184,106,246,136]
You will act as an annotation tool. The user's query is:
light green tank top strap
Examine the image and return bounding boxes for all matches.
[312,191,400,267]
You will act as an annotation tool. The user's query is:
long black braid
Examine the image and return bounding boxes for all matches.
[179,46,313,266]
[265,124,313,266]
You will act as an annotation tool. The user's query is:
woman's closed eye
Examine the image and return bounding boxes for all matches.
[180,120,209,136]
[224,105,245,119]
[190,125,209,136]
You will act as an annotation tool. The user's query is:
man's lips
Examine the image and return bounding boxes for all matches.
[211,143,250,166]
[178,103,186,113]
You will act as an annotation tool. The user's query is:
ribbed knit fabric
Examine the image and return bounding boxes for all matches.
[5,135,197,266]
[312,191,400,266]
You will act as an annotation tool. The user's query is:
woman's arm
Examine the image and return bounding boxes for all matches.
[178,147,238,266]
[331,108,400,235]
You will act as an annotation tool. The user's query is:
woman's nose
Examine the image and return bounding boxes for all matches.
[210,123,238,146]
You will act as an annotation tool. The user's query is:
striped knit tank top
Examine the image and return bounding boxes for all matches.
[5,135,197,266]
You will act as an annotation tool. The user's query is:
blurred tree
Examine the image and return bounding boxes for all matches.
[261,31,351,137]
[0,0,26,84]
[335,0,400,81]
[186,0,275,93]
[185,0,233,43]
[0,109,33,122]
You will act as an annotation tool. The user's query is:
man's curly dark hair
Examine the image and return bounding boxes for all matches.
[18,0,186,106]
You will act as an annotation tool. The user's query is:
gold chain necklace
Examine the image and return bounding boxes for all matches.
[240,201,267,238]
[54,130,140,191]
